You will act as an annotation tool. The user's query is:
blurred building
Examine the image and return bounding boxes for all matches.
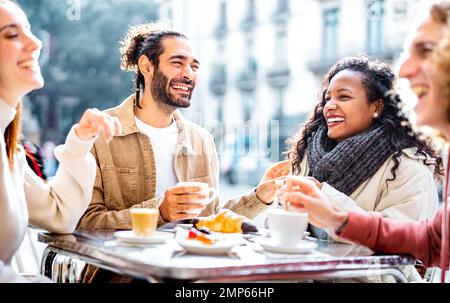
[160,0,418,185]
[22,100,42,145]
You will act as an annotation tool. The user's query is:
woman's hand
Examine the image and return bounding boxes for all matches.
[255,160,292,204]
[279,176,348,231]
[304,176,323,190]
[75,108,122,142]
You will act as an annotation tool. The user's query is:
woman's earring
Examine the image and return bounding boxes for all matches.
[373,112,379,119]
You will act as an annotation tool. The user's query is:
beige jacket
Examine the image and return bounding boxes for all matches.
[299,148,439,240]
[77,95,269,231]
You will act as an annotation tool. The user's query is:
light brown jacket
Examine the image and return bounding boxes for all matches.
[77,95,269,231]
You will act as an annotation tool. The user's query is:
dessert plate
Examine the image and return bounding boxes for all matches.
[114,230,173,245]
[176,237,239,255]
[175,228,243,256]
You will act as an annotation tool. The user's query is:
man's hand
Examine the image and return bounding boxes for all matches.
[159,185,208,222]
[255,160,292,204]
[75,108,122,143]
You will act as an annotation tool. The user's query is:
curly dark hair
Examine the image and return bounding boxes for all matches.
[287,56,443,184]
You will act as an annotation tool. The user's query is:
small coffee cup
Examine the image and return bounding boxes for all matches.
[129,208,158,237]
[175,181,218,206]
[266,208,308,245]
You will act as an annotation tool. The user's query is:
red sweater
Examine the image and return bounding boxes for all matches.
[339,207,449,274]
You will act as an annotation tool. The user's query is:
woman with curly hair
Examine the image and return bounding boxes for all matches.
[287,56,442,243]
[281,1,450,283]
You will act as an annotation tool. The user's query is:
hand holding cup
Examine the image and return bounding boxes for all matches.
[159,182,217,222]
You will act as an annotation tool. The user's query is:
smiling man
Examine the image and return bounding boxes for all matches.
[75,22,289,283]
[76,23,287,261]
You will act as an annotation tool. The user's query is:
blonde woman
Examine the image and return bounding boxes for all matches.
[0,0,121,282]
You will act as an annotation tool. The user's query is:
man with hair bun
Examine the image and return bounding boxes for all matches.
[77,22,288,282]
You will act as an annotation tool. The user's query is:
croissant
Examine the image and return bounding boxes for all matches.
[195,209,258,234]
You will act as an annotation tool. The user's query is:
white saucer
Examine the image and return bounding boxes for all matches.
[254,237,317,254]
[114,230,173,245]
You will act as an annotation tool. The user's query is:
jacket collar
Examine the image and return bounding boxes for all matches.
[112,94,194,155]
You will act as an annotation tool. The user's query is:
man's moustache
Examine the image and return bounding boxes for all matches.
[170,79,193,86]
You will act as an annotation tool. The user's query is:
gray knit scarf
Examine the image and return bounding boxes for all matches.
[307,124,397,196]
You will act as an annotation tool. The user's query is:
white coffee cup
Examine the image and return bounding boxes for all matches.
[175,181,218,207]
[266,208,308,246]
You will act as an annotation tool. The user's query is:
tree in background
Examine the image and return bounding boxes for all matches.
[18,0,158,143]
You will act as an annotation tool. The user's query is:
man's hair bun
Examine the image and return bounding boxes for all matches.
[119,21,172,72]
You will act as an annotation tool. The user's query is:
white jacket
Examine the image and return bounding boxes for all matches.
[0,99,96,279]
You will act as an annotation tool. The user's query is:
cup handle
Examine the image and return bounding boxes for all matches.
[264,216,270,229]
[205,188,218,204]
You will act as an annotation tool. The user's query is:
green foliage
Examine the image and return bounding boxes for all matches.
[17,0,158,140]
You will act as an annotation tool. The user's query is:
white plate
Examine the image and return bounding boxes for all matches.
[175,230,243,255]
[176,237,240,255]
[254,237,317,254]
[114,230,173,245]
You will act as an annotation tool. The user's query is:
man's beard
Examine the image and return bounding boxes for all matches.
[150,68,193,111]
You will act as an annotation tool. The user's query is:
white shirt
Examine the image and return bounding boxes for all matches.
[134,116,179,197]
